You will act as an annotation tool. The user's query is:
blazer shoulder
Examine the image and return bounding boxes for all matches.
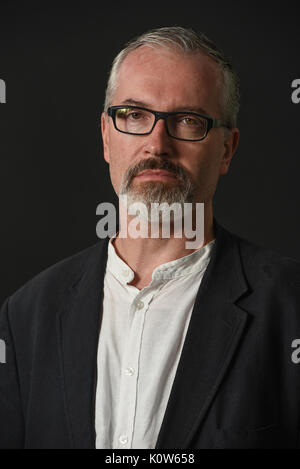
[233,233,300,293]
[6,239,109,311]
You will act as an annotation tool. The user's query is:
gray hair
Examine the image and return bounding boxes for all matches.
[103,26,240,128]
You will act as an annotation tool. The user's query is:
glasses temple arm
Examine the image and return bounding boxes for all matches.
[213,118,231,129]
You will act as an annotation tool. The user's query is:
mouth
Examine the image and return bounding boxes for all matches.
[135,170,178,181]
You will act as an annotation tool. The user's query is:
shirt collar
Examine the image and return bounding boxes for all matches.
[107,232,216,285]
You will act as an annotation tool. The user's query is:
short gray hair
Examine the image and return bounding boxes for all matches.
[103,26,240,128]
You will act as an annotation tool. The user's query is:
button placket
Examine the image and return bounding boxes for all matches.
[113,295,150,448]
[125,367,135,376]
[136,300,144,310]
[119,434,129,446]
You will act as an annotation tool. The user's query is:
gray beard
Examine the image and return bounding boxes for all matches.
[119,179,195,223]
[118,156,196,222]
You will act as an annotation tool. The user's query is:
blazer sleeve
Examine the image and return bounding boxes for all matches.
[0,297,24,449]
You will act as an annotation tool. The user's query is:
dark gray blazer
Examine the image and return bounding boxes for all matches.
[1,220,300,449]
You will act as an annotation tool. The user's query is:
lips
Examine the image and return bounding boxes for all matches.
[136,170,177,179]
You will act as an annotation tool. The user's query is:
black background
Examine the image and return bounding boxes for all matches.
[0,1,300,305]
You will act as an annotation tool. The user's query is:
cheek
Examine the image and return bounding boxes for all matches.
[107,141,133,193]
[108,129,144,172]
[186,143,223,195]
[187,142,218,176]
[109,129,134,165]
[108,157,125,194]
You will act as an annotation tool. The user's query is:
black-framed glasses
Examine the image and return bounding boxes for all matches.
[107,105,230,142]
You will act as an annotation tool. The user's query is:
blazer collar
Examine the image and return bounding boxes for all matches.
[57,219,250,449]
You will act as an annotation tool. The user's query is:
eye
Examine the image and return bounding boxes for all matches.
[182,117,198,125]
[116,108,137,118]
[177,115,206,130]
[128,111,143,120]
[116,108,147,120]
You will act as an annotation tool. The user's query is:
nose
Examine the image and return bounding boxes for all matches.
[143,117,173,157]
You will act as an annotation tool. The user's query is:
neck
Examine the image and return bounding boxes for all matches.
[112,202,215,289]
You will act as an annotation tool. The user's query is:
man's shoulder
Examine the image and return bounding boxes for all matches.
[220,228,300,335]
[226,228,300,294]
[237,233,300,277]
[6,239,109,311]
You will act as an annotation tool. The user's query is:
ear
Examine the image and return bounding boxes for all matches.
[101,112,110,163]
[219,128,240,176]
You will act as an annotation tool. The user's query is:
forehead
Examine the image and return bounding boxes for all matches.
[113,46,224,115]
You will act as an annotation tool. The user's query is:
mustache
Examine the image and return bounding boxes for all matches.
[125,157,189,183]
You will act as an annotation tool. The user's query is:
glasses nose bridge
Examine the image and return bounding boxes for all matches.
[152,110,169,133]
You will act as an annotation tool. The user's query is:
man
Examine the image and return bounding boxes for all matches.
[0,26,300,449]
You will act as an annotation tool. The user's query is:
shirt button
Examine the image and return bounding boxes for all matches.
[125,367,135,376]
[119,435,128,445]
[122,269,130,277]
[136,300,144,310]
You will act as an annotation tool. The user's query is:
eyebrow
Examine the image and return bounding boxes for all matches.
[120,99,209,116]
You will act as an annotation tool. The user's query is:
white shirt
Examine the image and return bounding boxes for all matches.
[95,234,215,449]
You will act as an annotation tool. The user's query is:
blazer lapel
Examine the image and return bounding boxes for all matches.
[155,220,250,449]
[57,239,109,449]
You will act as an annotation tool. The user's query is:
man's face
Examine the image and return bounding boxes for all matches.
[101,46,239,210]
